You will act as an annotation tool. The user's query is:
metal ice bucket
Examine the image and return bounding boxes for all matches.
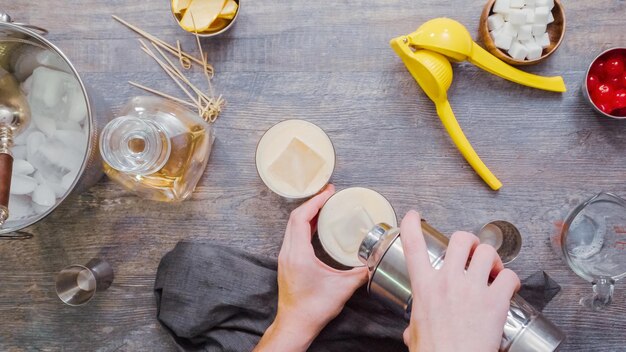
[0,14,106,239]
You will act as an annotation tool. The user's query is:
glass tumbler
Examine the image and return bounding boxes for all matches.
[560,192,626,309]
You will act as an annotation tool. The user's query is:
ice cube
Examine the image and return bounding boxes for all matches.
[12,145,27,160]
[32,113,57,138]
[54,130,88,153]
[33,203,51,215]
[60,170,78,195]
[28,140,74,182]
[57,120,83,132]
[20,75,33,95]
[268,137,326,193]
[30,67,66,108]
[13,159,35,175]
[33,170,67,197]
[11,46,43,81]
[40,140,84,172]
[26,131,46,159]
[330,206,375,253]
[29,66,82,123]
[13,121,35,146]
[10,174,37,195]
[10,46,68,81]
[32,184,56,207]
[8,195,35,220]
[66,88,87,123]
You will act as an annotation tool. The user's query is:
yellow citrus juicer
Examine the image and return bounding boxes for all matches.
[406,18,566,93]
[391,38,502,190]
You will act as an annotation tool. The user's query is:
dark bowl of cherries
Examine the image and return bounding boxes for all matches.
[584,48,626,119]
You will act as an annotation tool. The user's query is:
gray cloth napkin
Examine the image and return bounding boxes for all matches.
[154,242,561,352]
[154,242,407,352]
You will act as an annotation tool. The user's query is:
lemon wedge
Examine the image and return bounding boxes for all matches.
[179,0,227,32]
[172,0,192,14]
[218,0,238,20]
[207,18,229,32]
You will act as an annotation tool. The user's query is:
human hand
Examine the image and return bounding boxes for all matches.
[400,211,520,352]
[254,184,368,352]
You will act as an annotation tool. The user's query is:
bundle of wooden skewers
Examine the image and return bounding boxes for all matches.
[112,15,225,123]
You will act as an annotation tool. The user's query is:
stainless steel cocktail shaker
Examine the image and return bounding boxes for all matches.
[358,221,565,352]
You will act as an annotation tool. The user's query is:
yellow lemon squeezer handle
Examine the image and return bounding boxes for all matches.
[468,44,567,93]
[435,100,502,190]
[391,37,502,190]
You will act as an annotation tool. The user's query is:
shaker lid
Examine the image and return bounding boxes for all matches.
[358,223,400,271]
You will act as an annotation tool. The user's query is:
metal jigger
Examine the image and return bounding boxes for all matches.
[55,259,114,306]
[0,67,31,226]
[478,220,523,265]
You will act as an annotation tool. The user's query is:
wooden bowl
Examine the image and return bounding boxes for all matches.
[479,0,565,66]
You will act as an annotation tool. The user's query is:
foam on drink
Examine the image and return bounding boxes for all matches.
[317,187,397,267]
[256,120,335,199]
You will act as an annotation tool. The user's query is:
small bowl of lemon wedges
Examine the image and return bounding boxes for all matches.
[172,0,240,37]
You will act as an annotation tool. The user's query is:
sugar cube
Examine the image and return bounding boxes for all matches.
[508,41,529,60]
[509,0,525,8]
[490,28,501,41]
[493,0,511,13]
[487,14,505,31]
[523,8,535,23]
[532,23,547,36]
[517,24,533,41]
[525,0,536,7]
[268,137,326,193]
[534,7,550,23]
[494,32,515,51]
[508,9,527,25]
[501,22,517,37]
[536,32,551,48]
[525,40,543,60]
[536,0,554,9]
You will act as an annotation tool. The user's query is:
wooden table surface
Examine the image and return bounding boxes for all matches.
[1,0,626,351]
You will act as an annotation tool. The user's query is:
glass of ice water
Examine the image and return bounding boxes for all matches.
[561,192,626,310]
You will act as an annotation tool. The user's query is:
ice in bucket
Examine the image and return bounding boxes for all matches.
[7,59,89,221]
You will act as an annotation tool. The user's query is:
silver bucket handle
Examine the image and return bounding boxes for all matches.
[0,13,48,36]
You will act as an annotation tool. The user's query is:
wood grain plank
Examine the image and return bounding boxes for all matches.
[1,0,626,350]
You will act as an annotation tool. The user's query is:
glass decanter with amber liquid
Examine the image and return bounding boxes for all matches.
[100,96,213,202]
